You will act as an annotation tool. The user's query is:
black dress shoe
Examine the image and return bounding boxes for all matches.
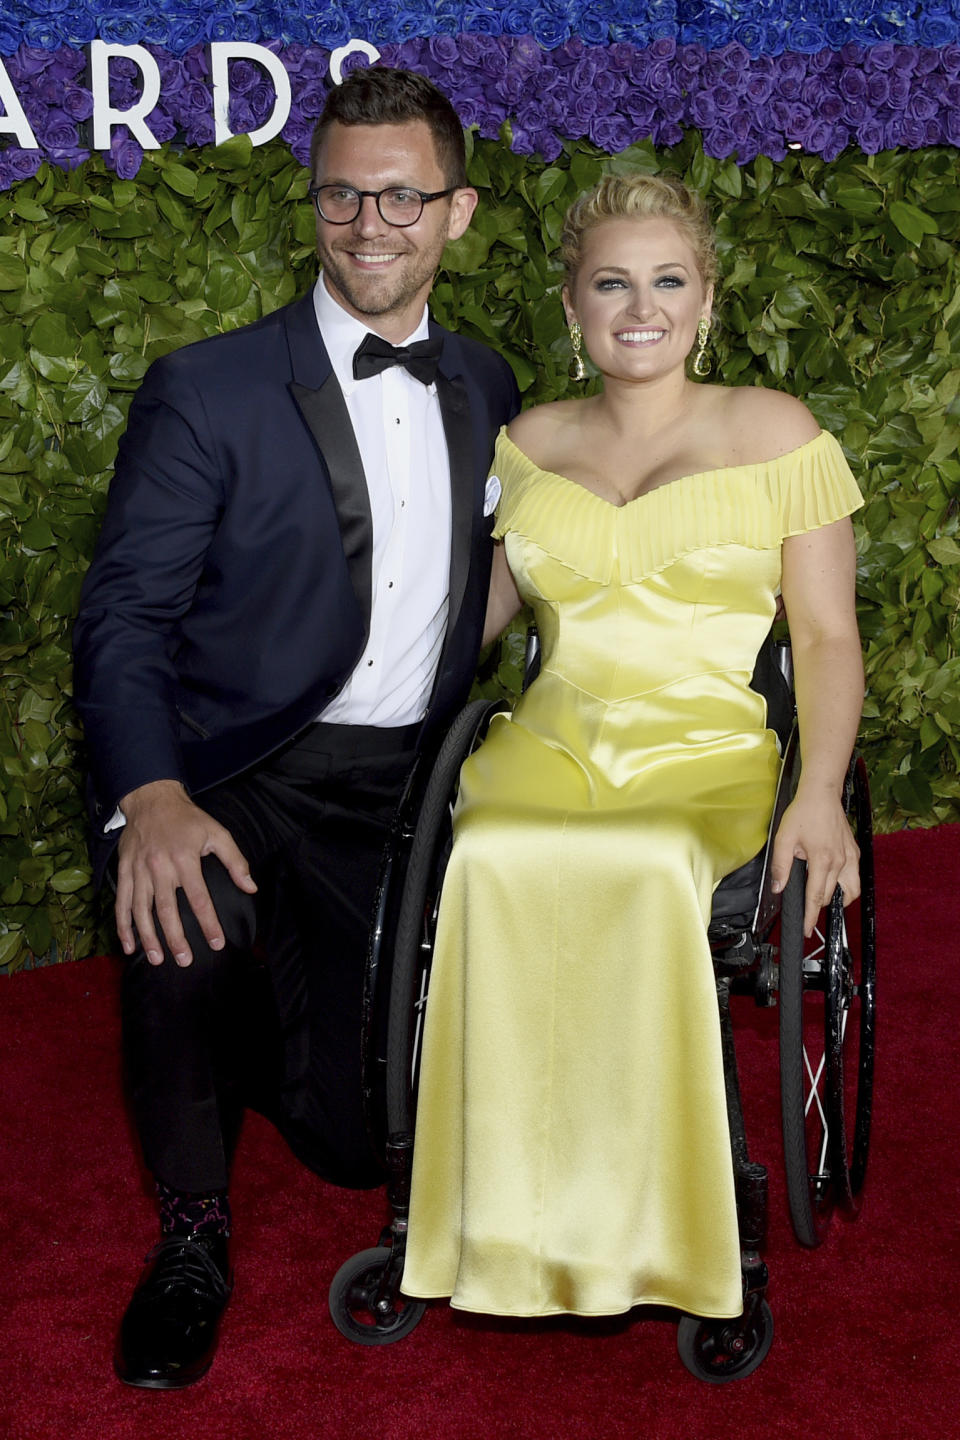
[115,1233,233,1389]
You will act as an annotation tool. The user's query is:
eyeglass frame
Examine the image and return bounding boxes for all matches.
[307,184,458,227]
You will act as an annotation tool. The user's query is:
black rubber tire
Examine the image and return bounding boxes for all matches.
[676,1300,774,1383]
[779,757,876,1246]
[328,1247,426,1346]
[385,698,507,1136]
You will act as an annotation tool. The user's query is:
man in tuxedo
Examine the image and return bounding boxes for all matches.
[72,66,519,1389]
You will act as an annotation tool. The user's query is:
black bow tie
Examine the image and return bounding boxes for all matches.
[352,332,443,386]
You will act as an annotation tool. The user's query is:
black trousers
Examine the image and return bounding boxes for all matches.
[120,722,418,1194]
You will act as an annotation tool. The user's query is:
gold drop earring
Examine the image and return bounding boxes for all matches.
[568,320,587,381]
[693,316,711,378]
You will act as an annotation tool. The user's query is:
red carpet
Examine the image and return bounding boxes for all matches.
[2,826,958,1440]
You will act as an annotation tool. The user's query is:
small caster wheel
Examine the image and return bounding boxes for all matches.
[329,1246,426,1346]
[677,1299,774,1383]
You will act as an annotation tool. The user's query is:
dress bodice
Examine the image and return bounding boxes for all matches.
[490,427,862,713]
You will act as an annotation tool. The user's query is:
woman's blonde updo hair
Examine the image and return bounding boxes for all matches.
[561,173,717,292]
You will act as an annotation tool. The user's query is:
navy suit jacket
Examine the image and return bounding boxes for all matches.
[73,291,519,856]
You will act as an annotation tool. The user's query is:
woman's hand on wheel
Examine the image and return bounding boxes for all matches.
[770,789,860,938]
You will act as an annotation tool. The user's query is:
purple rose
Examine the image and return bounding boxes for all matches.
[660,93,684,122]
[568,86,598,123]
[940,45,960,78]
[690,92,717,128]
[866,44,897,72]
[426,34,458,68]
[866,72,890,105]
[945,106,960,145]
[3,146,43,182]
[532,129,564,162]
[453,93,484,128]
[744,74,774,105]
[840,96,868,125]
[886,72,911,110]
[605,43,635,73]
[37,107,78,150]
[650,36,676,61]
[703,122,737,159]
[8,47,52,80]
[807,50,839,76]
[840,43,866,66]
[678,43,706,72]
[820,96,843,123]
[899,118,928,147]
[458,33,492,67]
[625,98,657,133]
[778,53,807,82]
[839,67,867,101]
[62,84,94,122]
[907,91,939,122]
[571,54,599,89]
[109,131,144,181]
[890,46,920,75]
[493,70,525,107]
[655,119,684,146]
[855,119,885,153]
[295,79,327,119]
[712,84,739,115]
[914,49,942,77]
[779,75,803,101]
[589,113,636,151]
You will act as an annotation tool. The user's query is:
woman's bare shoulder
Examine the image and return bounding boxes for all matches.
[721,385,822,457]
[506,398,585,451]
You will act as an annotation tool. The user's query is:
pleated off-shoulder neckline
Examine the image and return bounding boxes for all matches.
[490,427,863,585]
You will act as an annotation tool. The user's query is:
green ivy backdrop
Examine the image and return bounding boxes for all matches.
[1,129,958,972]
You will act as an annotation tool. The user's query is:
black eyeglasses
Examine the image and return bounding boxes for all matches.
[308,184,457,227]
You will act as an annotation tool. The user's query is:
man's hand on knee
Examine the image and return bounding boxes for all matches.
[115,780,258,967]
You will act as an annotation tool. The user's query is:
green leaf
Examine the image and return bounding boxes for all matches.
[0,252,27,290]
[889,200,939,245]
[49,867,90,894]
[927,537,960,566]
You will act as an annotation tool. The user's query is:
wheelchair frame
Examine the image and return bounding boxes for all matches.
[330,634,877,1383]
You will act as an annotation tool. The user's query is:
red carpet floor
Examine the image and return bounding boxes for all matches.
[2,825,958,1440]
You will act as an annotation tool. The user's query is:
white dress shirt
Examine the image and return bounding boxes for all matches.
[313,275,453,727]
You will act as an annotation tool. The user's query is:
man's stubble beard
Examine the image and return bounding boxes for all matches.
[316,231,448,321]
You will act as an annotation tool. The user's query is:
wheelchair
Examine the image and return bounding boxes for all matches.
[329,628,876,1384]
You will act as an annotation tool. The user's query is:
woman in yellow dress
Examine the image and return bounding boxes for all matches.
[402,174,864,1320]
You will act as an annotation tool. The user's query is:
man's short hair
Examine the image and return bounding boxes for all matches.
[311,67,468,189]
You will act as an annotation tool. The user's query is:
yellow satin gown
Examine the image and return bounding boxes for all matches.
[402,427,862,1319]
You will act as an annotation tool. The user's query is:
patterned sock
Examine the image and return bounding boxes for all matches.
[156,1180,232,1238]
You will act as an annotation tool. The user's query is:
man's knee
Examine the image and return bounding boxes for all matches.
[183,854,258,956]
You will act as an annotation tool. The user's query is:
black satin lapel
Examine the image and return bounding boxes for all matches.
[436,370,474,634]
[289,375,373,634]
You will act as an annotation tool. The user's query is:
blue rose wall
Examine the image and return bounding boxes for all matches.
[0,2,959,186]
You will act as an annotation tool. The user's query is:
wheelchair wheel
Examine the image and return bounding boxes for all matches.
[385,698,507,1136]
[779,755,876,1247]
[676,1298,774,1383]
[329,1247,426,1346]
